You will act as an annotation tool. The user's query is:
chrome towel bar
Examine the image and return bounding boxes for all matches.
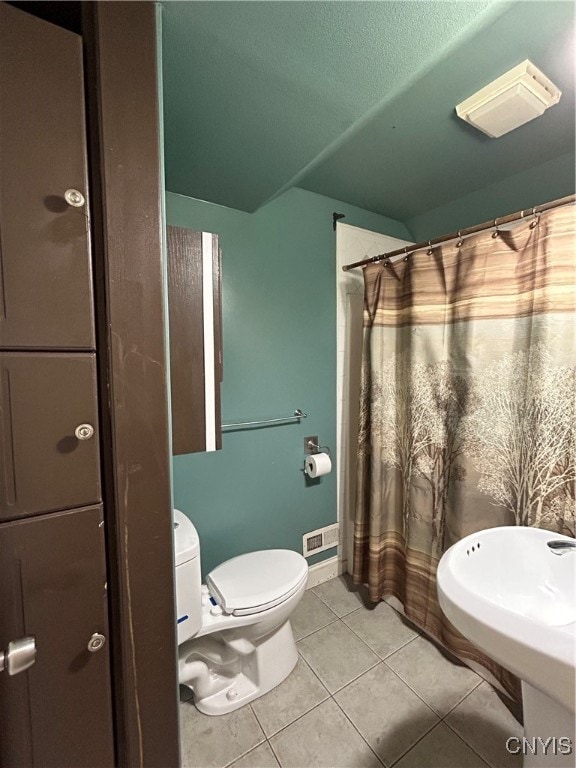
[222,409,307,429]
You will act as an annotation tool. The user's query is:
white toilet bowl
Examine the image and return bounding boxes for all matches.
[174,509,308,715]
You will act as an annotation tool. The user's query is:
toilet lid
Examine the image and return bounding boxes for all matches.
[206,549,308,616]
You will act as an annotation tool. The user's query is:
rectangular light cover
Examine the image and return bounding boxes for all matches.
[456,60,561,138]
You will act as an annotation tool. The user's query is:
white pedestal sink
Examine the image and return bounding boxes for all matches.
[437,526,576,768]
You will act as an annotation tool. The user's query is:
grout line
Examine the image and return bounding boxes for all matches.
[341,611,419,661]
[219,704,266,768]
[441,685,498,768]
[329,657,381,695]
[387,720,445,767]
[439,676,484,719]
[381,636,483,720]
[326,616,387,662]
[440,723,493,768]
[380,659,446,719]
[304,587,341,616]
[267,697,330,742]
[297,618,383,696]
[266,737,282,768]
[257,656,330,740]
[247,702,267,741]
[296,652,332,698]
[294,613,339,642]
[222,733,267,768]
[297,620,381,693]
[443,718,494,767]
[330,694,387,767]
[379,633,420,661]
[310,579,366,619]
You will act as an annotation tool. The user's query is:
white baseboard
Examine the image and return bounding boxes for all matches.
[306,555,340,589]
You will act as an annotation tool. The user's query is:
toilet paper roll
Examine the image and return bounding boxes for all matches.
[305,452,332,478]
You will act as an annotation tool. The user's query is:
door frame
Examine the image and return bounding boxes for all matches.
[82,4,179,766]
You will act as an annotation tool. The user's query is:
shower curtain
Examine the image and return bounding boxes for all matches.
[352,202,576,702]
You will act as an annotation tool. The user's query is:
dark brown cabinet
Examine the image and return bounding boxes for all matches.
[0,2,95,350]
[0,5,114,765]
[0,505,114,768]
[0,353,101,520]
[167,225,223,454]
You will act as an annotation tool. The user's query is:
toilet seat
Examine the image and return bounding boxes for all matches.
[207,549,308,616]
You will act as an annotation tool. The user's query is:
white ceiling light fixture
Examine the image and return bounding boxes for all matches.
[456,59,561,138]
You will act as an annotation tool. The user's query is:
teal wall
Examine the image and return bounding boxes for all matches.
[406,152,576,241]
[167,187,411,576]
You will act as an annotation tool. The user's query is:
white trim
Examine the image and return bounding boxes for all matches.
[306,556,341,589]
[202,232,216,451]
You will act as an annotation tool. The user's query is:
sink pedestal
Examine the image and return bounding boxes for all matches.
[522,683,576,768]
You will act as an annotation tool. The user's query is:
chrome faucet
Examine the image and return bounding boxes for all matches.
[547,540,576,556]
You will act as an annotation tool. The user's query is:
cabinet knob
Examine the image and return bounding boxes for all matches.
[75,423,94,441]
[87,633,106,653]
[64,188,85,208]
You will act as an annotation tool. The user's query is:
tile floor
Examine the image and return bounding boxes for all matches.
[179,575,523,768]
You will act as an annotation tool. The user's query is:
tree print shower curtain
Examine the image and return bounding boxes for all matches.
[353,202,575,702]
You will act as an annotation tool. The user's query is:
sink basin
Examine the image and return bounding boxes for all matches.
[437,526,576,714]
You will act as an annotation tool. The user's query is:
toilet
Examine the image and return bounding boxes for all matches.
[174,509,308,715]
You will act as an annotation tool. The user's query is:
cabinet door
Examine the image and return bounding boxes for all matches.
[0,3,95,350]
[0,353,100,520]
[167,226,222,454]
[0,505,114,767]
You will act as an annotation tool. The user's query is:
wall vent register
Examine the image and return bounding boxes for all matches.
[303,523,339,557]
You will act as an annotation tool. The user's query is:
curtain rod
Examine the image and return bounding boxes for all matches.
[341,194,576,272]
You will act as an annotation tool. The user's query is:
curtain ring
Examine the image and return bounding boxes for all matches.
[456,230,464,248]
[427,240,434,256]
[403,246,410,262]
[491,218,500,238]
[530,207,540,229]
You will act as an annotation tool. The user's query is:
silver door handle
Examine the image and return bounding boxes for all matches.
[0,637,36,675]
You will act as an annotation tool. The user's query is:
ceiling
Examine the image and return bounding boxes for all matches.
[161,1,575,222]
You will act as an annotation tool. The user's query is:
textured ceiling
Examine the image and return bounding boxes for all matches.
[162,1,575,220]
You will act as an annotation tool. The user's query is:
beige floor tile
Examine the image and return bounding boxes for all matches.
[394,722,489,768]
[269,699,381,767]
[291,590,338,641]
[297,620,379,693]
[227,742,279,768]
[180,700,265,768]
[445,682,523,768]
[250,657,329,737]
[312,574,369,617]
[385,635,481,716]
[343,601,419,659]
[334,662,439,765]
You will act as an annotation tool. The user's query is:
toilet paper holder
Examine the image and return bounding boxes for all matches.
[304,437,330,456]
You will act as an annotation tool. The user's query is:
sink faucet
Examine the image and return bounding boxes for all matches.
[547,540,576,556]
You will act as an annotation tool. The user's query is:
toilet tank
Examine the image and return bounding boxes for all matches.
[173,509,203,643]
